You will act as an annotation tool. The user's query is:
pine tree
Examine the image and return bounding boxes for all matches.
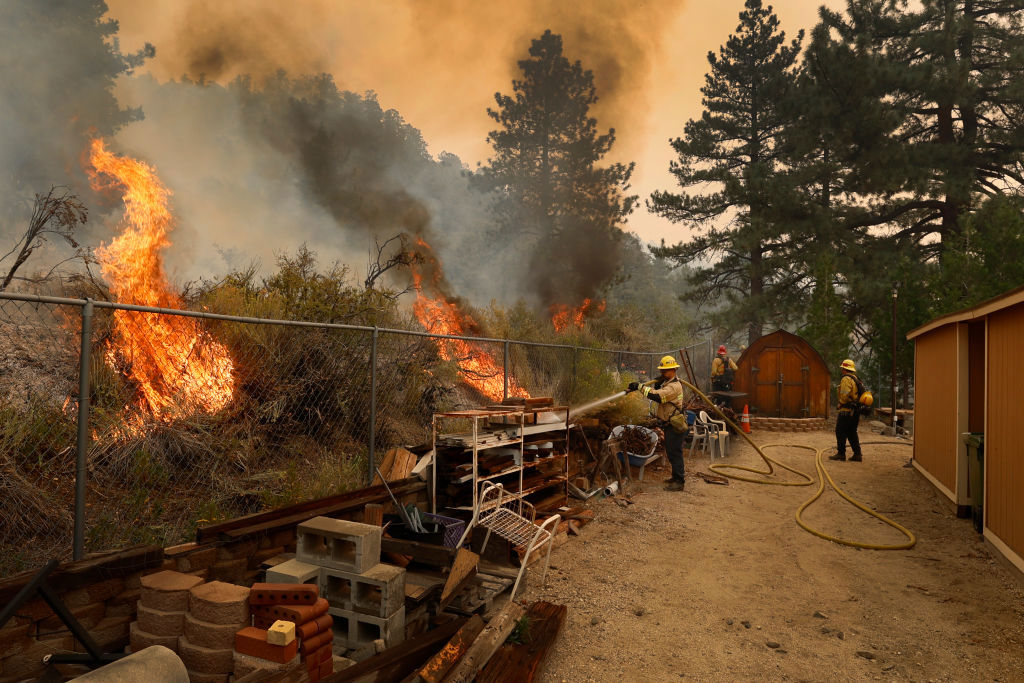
[650,0,803,345]
[478,30,637,308]
[821,0,1024,256]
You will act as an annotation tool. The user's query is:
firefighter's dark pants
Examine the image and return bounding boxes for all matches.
[664,426,687,482]
[836,409,862,457]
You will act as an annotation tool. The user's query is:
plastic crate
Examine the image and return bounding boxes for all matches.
[424,512,465,549]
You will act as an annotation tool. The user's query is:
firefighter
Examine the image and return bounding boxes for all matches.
[628,356,688,491]
[830,358,865,462]
[710,345,738,405]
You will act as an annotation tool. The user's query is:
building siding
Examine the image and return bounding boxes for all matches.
[985,304,1024,560]
[913,325,958,495]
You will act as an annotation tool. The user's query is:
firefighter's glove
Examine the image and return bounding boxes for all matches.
[627,382,640,392]
[640,385,652,397]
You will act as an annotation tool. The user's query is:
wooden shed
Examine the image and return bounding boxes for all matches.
[907,284,1024,575]
[730,330,830,418]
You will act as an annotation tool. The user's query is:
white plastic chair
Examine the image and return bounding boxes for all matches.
[458,482,560,600]
[699,410,730,459]
[689,414,712,456]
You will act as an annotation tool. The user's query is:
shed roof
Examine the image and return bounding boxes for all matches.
[906,283,1024,340]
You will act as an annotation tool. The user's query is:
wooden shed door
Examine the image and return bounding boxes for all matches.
[752,345,810,417]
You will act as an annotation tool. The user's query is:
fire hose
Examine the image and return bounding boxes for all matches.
[608,380,917,550]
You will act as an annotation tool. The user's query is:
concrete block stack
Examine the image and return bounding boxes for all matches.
[245,583,332,681]
[293,516,406,656]
[178,580,251,682]
[130,570,204,654]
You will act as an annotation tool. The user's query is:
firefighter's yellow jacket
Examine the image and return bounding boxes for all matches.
[642,377,685,421]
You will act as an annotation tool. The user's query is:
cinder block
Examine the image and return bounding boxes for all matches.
[140,571,204,612]
[234,626,299,664]
[178,635,234,675]
[328,606,405,648]
[250,583,319,606]
[129,622,179,652]
[188,581,250,625]
[136,603,185,636]
[268,619,296,646]
[297,517,381,573]
[251,597,329,626]
[264,558,321,586]
[183,612,240,650]
[320,564,404,617]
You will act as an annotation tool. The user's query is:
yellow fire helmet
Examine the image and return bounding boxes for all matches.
[840,359,856,372]
[860,391,874,407]
[658,355,680,370]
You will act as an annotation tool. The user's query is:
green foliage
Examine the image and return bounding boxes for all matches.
[650,0,804,344]
[799,258,853,376]
[931,195,1024,314]
[507,615,532,645]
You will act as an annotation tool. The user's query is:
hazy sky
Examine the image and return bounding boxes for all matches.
[106,0,845,247]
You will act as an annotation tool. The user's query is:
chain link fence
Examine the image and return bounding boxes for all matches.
[0,291,705,578]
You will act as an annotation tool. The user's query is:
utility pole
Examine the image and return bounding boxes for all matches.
[891,285,898,428]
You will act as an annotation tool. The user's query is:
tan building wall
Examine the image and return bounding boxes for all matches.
[912,324,959,497]
[985,303,1024,563]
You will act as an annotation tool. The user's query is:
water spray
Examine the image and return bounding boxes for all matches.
[568,390,628,419]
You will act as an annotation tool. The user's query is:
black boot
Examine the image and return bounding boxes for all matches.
[829,452,846,461]
[665,480,685,492]
[850,453,862,462]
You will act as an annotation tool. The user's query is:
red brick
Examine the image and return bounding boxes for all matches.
[251,598,328,625]
[299,629,332,655]
[319,659,333,677]
[296,613,332,640]
[234,627,298,664]
[249,583,319,606]
[316,643,333,664]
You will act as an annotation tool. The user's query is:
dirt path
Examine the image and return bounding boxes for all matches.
[520,429,1024,682]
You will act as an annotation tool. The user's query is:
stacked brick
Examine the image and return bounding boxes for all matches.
[276,516,406,658]
[178,580,251,682]
[748,417,828,432]
[243,583,330,681]
[130,570,203,654]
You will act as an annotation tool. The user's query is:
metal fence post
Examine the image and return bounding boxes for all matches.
[368,327,378,486]
[649,353,656,381]
[73,298,93,560]
[503,340,510,401]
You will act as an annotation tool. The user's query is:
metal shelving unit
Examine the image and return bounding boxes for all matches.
[431,405,570,515]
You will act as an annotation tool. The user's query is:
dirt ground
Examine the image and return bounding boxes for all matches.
[519,429,1024,682]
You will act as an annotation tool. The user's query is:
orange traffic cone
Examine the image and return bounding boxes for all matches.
[741,404,751,434]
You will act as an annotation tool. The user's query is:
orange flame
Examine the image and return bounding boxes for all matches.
[409,239,528,402]
[88,139,235,423]
[550,298,606,333]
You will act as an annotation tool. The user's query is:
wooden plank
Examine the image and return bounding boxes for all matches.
[416,614,485,683]
[477,601,567,683]
[363,503,385,527]
[210,480,426,542]
[390,449,419,481]
[324,617,466,683]
[380,537,457,566]
[197,479,424,542]
[439,549,479,609]
[440,601,525,683]
[0,545,164,606]
[371,448,400,485]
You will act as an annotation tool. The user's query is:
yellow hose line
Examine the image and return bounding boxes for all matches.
[674,380,917,550]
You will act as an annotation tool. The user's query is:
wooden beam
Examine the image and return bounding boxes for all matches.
[441,601,525,683]
[0,545,164,606]
[416,614,485,683]
[324,617,466,683]
[477,601,567,683]
[439,549,479,609]
[196,479,424,543]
